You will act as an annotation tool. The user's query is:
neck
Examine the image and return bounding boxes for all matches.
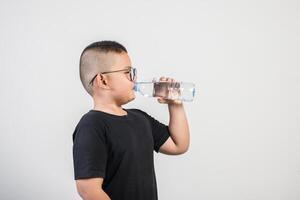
[93,98,126,115]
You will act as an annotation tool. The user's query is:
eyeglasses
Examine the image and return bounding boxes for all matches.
[89,67,137,86]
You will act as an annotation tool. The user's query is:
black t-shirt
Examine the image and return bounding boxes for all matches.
[72,108,170,200]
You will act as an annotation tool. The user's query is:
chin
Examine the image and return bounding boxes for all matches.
[129,95,136,102]
[122,95,135,105]
[129,94,136,101]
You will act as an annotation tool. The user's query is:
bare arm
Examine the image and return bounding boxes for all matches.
[76,178,111,200]
[159,103,190,155]
[157,77,190,155]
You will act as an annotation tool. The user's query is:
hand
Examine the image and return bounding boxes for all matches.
[156,77,183,105]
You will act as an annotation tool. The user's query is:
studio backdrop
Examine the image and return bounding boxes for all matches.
[0,0,299,199]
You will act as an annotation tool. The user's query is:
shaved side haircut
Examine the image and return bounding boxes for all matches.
[79,40,128,96]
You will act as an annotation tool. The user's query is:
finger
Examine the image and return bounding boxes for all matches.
[160,76,166,81]
[176,100,182,104]
[158,98,166,103]
[168,77,173,82]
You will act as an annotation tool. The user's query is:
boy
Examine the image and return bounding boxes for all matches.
[72,41,190,200]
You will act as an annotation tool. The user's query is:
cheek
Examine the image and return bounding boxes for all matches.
[110,73,133,89]
[115,78,132,92]
[121,82,132,91]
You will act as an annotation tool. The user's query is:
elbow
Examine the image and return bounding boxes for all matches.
[182,142,190,154]
[178,145,189,155]
[182,147,189,154]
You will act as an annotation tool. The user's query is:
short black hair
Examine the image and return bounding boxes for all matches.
[81,40,127,54]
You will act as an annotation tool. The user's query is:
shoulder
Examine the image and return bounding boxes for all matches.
[127,108,149,118]
[127,108,159,125]
[72,111,107,141]
[128,108,151,115]
[77,110,107,128]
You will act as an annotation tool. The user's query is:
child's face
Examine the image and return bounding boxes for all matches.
[104,52,136,105]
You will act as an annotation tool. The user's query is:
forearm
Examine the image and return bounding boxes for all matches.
[168,103,190,152]
[79,188,111,200]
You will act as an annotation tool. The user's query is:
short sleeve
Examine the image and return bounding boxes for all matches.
[134,109,170,153]
[72,124,107,180]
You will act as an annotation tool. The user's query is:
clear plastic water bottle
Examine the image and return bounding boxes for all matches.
[133,78,196,102]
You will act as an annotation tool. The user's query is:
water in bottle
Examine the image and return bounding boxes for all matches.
[133,79,195,102]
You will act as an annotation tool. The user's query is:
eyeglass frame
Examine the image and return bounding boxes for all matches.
[89,67,137,86]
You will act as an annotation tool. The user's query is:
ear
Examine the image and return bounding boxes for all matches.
[95,74,109,89]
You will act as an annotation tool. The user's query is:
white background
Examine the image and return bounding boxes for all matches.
[0,0,299,199]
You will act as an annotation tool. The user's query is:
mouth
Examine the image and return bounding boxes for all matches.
[132,82,138,91]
